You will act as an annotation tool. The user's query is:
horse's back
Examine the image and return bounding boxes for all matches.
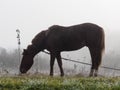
[45,23,104,51]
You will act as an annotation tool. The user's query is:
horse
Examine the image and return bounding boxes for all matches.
[20,23,105,77]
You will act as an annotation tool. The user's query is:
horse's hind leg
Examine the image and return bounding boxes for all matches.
[94,50,102,77]
[89,48,95,76]
[89,48,102,77]
[56,53,64,77]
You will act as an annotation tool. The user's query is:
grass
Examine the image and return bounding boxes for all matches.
[0,75,120,90]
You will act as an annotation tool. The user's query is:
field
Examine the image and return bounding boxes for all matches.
[0,75,120,90]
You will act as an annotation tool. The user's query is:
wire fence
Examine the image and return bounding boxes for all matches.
[42,51,120,71]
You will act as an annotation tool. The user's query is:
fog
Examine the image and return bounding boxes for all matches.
[0,0,120,76]
[0,0,120,48]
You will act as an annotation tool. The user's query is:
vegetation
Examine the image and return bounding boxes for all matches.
[0,47,120,90]
[0,75,120,90]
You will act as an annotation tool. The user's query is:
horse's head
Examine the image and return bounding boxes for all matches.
[20,31,46,74]
[20,45,35,74]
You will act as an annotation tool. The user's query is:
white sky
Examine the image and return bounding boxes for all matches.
[0,0,120,50]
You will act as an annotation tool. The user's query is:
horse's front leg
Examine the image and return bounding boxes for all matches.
[56,53,64,77]
[50,53,55,76]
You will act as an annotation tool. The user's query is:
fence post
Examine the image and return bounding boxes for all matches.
[16,29,21,74]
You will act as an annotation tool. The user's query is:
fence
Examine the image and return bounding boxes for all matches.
[42,51,120,71]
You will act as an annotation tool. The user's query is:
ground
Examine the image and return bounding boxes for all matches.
[0,74,120,90]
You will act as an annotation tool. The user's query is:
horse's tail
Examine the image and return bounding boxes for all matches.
[95,28,105,67]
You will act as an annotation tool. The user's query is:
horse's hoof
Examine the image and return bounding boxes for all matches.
[89,74,94,77]
[60,73,64,77]
[50,73,53,77]
[94,74,98,77]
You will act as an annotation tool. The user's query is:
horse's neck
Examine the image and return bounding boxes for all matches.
[32,44,44,56]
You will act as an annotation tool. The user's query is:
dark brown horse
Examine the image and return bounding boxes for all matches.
[20,23,105,77]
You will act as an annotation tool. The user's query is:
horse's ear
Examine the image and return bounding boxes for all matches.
[22,49,27,55]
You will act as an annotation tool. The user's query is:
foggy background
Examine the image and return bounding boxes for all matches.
[0,0,120,76]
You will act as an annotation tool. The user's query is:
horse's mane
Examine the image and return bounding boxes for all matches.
[31,30,46,47]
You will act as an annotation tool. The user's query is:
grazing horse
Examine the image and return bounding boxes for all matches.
[20,23,105,77]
